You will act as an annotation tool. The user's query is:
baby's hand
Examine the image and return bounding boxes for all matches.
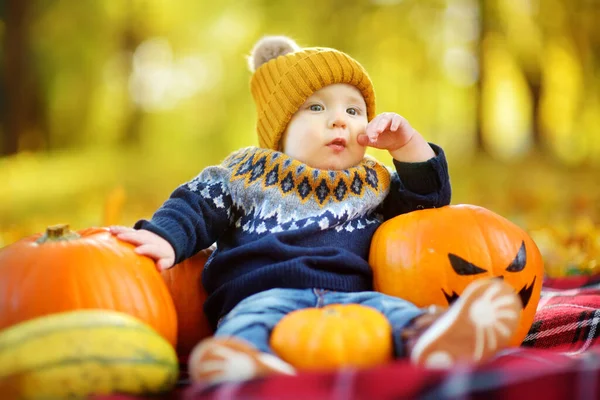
[357,112,415,151]
[109,226,176,271]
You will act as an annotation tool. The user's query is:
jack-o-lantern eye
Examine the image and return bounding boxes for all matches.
[505,241,527,272]
[448,253,487,275]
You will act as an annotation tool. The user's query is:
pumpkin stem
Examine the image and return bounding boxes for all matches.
[36,224,81,244]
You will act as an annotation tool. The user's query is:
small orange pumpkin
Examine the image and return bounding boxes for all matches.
[369,204,544,346]
[0,224,178,346]
[161,248,214,355]
[270,304,393,371]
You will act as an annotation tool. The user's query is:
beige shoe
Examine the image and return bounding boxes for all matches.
[188,336,296,385]
[407,278,521,368]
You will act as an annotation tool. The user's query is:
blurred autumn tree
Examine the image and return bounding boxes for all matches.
[478,0,600,163]
[1,0,600,276]
[3,0,599,159]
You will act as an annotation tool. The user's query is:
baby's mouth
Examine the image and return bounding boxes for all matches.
[327,138,347,152]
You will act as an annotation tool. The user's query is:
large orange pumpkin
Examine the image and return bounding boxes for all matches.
[369,204,544,346]
[270,304,393,371]
[161,248,214,355]
[0,224,178,346]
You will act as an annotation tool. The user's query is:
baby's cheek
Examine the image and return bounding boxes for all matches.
[355,147,367,161]
[295,127,322,148]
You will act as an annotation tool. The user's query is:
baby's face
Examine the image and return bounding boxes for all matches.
[280,83,368,170]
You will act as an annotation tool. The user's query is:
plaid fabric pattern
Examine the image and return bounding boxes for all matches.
[522,277,600,352]
[92,277,600,400]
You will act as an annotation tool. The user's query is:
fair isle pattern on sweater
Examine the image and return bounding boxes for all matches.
[185,147,392,235]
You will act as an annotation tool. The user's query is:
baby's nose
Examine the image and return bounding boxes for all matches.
[329,112,347,129]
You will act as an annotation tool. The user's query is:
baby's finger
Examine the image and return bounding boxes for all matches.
[357,133,371,146]
[377,117,390,133]
[369,133,379,144]
[134,244,162,260]
[157,258,175,271]
[116,230,148,246]
[390,115,403,131]
[365,125,379,142]
[109,225,133,234]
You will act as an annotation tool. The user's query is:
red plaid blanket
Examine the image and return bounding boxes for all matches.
[94,277,600,400]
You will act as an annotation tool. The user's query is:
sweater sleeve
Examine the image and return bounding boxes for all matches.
[379,143,452,220]
[134,162,234,264]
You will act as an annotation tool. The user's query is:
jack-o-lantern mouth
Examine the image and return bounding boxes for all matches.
[442,276,537,309]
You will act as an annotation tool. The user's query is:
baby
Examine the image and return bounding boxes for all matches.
[112,36,521,384]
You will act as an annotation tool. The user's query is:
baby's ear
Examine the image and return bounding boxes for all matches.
[248,36,300,72]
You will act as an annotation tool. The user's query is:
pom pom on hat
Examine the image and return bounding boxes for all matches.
[248,36,300,72]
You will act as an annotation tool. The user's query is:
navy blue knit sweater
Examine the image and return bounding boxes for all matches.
[135,144,451,329]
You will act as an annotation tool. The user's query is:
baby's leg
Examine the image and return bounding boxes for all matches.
[189,288,313,385]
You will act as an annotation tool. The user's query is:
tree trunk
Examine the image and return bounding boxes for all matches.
[121,5,144,146]
[475,0,488,152]
[1,0,27,156]
[528,80,541,149]
[2,0,48,156]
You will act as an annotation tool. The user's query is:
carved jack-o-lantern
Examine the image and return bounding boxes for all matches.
[369,204,544,346]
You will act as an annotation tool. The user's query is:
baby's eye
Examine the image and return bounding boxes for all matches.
[309,104,323,112]
[346,107,358,115]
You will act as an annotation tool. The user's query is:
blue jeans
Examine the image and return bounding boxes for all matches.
[214,288,425,358]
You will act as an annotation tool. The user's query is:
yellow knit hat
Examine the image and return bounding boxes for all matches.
[248,36,376,150]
